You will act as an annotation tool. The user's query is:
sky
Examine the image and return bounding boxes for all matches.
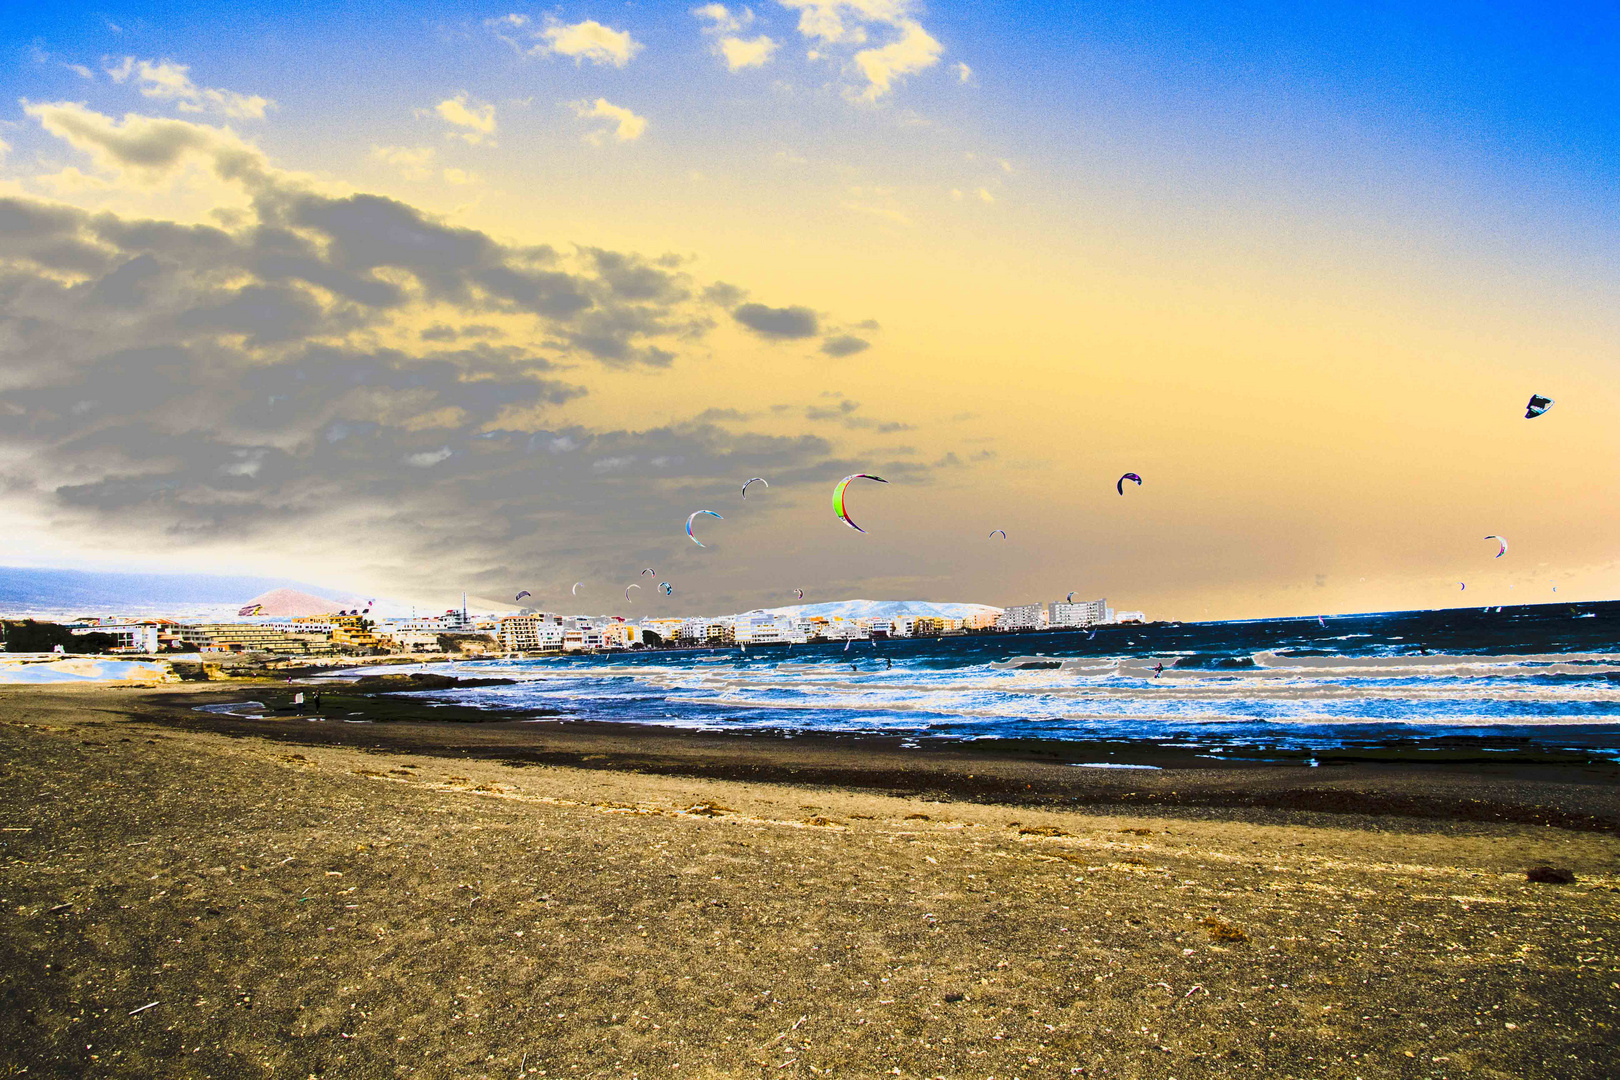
[0,1,1616,618]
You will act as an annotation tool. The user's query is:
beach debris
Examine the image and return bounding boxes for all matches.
[832,473,888,533]
[801,815,842,827]
[1201,916,1248,943]
[1525,393,1554,418]
[989,529,1007,540]
[514,590,531,602]
[943,992,965,1003]
[128,1001,159,1016]
[683,802,734,817]
[1484,535,1508,559]
[1525,865,1575,884]
[1018,825,1069,838]
[686,509,724,547]
[742,476,769,498]
[572,581,583,595]
[625,584,641,602]
[1117,472,1142,495]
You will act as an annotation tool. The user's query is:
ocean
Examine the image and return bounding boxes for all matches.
[368,600,1620,758]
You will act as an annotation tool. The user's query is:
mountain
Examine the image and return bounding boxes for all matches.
[759,599,1003,620]
[241,588,343,618]
[0,566,364,617]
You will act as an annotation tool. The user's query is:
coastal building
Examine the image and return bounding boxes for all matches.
[996,604,1048,632]
[638,618,685,644]
[733,612,805,645]
[912,617,946,637]
[68,622,161,652]
[601,622,641,649]
[1114,610,1147,624]
[176,624,335,655]
[962,611,1001,632]
[1048,598,1111,628]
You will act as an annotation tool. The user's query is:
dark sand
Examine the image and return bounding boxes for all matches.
[3,683,1618,1079]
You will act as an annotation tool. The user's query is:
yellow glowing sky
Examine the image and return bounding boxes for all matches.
[1,2,1616,616]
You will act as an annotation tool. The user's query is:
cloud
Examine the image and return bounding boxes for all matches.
[851,19,942,101]
[820,333,868,357]
[23,100,272,187]
[778,0,943,100]
[433,93,496,145]
[104,57,274,119]
[733,301,818,338]
[695,5,779,70]
[571,99,647,144]
[489,15,643,67]
[719,35,779,70]
[0,105,914,600]
[371,144,436,180]
[954,61,971,83]
[976,186,995,203]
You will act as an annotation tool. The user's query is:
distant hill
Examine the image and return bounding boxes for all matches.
[241,587,345,618]
[0,566,363,616]
[759,599,1003,620]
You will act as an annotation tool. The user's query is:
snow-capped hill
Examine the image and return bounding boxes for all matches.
[759,599,1002,621]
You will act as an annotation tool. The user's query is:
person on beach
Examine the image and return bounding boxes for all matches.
[1153,662,1164,678]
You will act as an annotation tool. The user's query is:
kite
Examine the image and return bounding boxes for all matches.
[742,477,769,499]
[1459,582,1467,591]
[1117,473,1142,495]
[572,582,583,595]
[625,584,641,601]
[832,473,888,533]
[642,568,656,577]
[515,591,531,602]
[686,510,723,547]
[792,588,804,599]
[1485,535,1508,559]
[1066,592,1075,603]
[659,581,673,595]
[1525,394,1554,419]
[989,529,1007,540]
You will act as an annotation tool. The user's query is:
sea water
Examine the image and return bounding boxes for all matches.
[360,601,1620,755]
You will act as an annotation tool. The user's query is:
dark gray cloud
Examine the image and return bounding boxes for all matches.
[820,334,870,357]
[733,302,819,339]
[0,178,918,599]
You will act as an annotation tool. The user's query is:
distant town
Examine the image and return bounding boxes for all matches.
[0,589,1147,661]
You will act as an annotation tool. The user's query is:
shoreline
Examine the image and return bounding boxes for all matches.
[55,683,1620,834]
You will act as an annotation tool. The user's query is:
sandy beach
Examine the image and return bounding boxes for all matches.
[3,683,1618,1079]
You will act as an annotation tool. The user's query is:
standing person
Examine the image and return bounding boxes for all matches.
[1153,662,1164,678]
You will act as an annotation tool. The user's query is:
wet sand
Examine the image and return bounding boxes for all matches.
[3,684,1619,1079]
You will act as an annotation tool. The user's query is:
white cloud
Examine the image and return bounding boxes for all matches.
[720,35,778,70]
[693,3,749,34]
[542,18,642,67]
[441,167,479,186]
[695,5,780,71]
[406,448,454,468]
[433,93,496,146]
[65,63,96,80]
[104,56,274,119]
[954,60,972,83]
[851,19,941,101]
[776,1,943,100]
[571,98,647,144]
[976,186,995,203]
[371,144,436,180]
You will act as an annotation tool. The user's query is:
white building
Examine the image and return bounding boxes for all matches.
[1113,610,1148,624]
[70,623,159,652]
[996,603,1048,632]
[733,612,806,645]
[1048,598,1112,628]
